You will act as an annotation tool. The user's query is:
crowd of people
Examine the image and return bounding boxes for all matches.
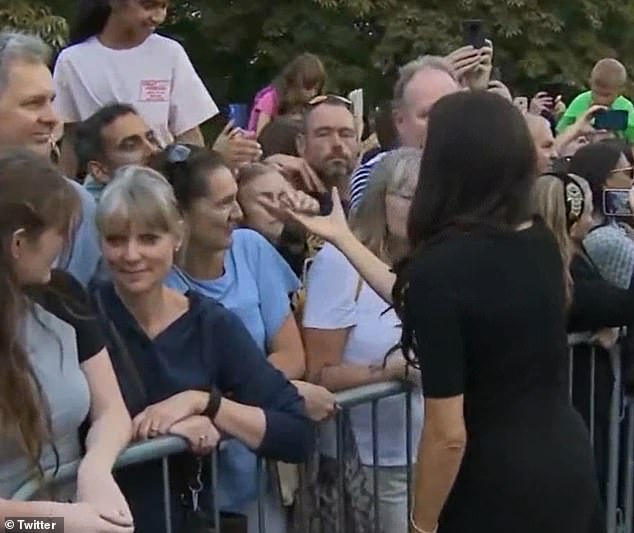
[2,0,634,532]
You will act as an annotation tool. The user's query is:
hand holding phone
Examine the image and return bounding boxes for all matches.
[593,109,629,132]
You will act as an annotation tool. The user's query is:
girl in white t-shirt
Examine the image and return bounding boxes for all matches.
[53,0,218,175]
[302,148,425,533]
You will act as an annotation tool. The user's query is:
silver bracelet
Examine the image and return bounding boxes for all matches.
[409,512,438,533]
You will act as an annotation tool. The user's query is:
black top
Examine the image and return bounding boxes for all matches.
[403,221,604,532]
[406,222,568,401]
[29,270,105,362]
[569,251,634,332]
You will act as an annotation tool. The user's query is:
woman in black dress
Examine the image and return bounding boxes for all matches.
[391,91,604,532]
[272,91,605,532]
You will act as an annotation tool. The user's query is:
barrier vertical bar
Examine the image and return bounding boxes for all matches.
[162,457,172,533]
[405,387,413,522]
[336,412,346,533]
[589,347,596,444]
[606,345,622,533]
[211,451,220,533]
[568,346,574,399]
[624,401,634,533]
[371,400,380,533]
[257,458,266,533]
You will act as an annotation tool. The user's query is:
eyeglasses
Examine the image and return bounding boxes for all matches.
[610,166,634,180]
[165,143,191,164]
[307,94,353,110]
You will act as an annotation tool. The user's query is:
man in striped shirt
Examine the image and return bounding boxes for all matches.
[350,56,460,210]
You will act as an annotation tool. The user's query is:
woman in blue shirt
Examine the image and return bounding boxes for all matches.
[90,166,315,532]
[149,144,336,531]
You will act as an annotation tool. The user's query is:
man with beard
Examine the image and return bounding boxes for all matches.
[296,95,360,207]
[266,96,360,282]
[265,95,360,207]
[75,103,162,202]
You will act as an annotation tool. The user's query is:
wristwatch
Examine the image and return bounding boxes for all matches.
[203,386,223,421]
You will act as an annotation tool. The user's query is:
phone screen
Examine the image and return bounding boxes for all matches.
[462,20,486,48]
[594,110,629,131]
[603,189,633,217]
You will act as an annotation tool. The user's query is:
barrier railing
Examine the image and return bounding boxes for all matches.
[11,340,634,533]
[567,336,629,533]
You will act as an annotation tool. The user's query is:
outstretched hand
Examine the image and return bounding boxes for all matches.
[261,187,352,246]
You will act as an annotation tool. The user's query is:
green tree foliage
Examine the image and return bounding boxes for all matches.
[0,1,68,48]
[4,0,634,104]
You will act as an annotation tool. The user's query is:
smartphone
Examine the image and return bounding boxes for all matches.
[462,19,486,49]
[594,109,629,132]
[603,188,633,217]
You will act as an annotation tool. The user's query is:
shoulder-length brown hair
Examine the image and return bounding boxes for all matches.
[275,53,326,115]
[0,148,81,474]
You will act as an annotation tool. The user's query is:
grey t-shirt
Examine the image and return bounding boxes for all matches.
[0,274,104,498]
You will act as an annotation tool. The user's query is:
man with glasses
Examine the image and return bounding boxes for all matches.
[0,31,100,286]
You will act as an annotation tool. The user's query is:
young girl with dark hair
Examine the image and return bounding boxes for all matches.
[54,0,218,176]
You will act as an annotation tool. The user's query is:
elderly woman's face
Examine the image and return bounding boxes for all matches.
[385,173,418,240]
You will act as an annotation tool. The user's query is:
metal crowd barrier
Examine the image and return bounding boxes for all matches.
[12,340,634,533]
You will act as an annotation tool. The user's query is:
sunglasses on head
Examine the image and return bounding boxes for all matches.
[307,94,353,110]
[610,166,634,180]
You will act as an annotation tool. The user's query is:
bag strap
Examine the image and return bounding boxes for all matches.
[92,288,149,409]
[353,275,363,303]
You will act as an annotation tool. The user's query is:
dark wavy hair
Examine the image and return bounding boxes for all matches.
[148,145,227,211]
[69,0,112,45]
[391,91,537,366]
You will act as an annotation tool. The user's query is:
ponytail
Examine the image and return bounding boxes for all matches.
[68,0,112,46]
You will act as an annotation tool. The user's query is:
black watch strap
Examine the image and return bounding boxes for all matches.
[204,387,223,421]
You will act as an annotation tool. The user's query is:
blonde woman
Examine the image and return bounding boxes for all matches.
[90,166,315,532]
[532,173,634,331]
[302,148,425,533]
[533,172,634,500]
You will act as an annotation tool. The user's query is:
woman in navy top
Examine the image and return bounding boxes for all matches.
[90,165,314,532]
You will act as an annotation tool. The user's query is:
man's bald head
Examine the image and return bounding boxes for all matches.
[525,113,557,174]
[591,58,627,106]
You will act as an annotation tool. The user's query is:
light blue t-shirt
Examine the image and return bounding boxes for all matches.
[166,228,300,511]
[58,180,101,286]
[166,228,299,352]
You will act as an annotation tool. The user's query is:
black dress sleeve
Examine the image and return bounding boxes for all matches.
[211,308,315,463]
[407,260,466,399]
[33,270,105,362]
